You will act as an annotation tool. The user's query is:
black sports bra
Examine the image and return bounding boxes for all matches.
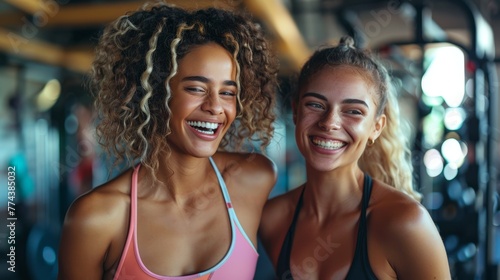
[276,174,377,280]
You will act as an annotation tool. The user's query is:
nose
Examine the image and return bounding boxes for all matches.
[318,109,341,131]
[201,93,223,115]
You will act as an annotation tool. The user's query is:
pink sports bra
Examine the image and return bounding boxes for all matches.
[113,157,259,280]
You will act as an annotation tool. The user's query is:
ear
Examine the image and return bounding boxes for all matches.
[371,114,386,141]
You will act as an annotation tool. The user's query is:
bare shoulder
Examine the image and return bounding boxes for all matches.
[214,151,277,177]
[58,168,134,279]
[213,152,277,195]
[368,180,427,230]
[64,169,132,229]
[259,186,304,265]
[368,179,451,279]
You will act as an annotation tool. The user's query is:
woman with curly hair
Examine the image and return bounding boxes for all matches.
[259,36,450,279]
[58,2,279,279]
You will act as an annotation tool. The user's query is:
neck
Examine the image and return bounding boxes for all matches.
[302,165,364,222]
[140,151,218,203]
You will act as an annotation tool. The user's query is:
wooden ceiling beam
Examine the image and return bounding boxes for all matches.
[0,11,25,27]
[0,28,93,73]
[43,1,145,27]
[28,0,235,27]
[0,0,306,74]
[243,0,310,70]
[3,0,44,15]
[2,0,235,27]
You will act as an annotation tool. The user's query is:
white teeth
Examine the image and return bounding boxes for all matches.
[196,129,214,135]
[187,121,219,135]
[312,138,345,150]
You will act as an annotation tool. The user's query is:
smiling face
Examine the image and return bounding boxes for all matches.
[294,66,386,172]
[167,43,238,158]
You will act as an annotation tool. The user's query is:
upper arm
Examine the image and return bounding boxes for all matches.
[383,204,451,280]
[258,195,291,267]
[258,199,278,256]
[57,192,122,280]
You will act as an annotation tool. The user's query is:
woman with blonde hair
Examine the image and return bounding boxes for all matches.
[259,36,450,279]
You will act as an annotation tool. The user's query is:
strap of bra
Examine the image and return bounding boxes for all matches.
[113,164,140,277]
[345,173,377,280]
[361,174,372,222]
[356,174,371,254]
[276,187,305,278]
[131,164,140,222]
[208,157,231,204]
[352,174,372,259]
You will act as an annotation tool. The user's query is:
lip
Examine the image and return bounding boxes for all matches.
[186,120,224,140]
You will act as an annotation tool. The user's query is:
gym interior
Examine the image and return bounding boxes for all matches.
[1,0,500,279]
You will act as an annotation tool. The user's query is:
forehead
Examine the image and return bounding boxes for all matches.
[176,43,236,77]
[300,65,375,98]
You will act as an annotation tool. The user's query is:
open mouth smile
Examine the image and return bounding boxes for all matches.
[187,121,220,135]
[311,136,347,150]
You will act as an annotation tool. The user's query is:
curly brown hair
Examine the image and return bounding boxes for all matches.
[91,1,279,180]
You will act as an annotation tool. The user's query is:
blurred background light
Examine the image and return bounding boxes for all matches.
[424,148,444,177]
[461,187,476,206]
[36,79,61,112]
[421,46,465,108]
[423,191,444,210]
[422,94,444,107]
[422,107,445,147]
[457,243,477,262]
[441,138,467,167]
[444,107,466,130]
[443,163,459,180]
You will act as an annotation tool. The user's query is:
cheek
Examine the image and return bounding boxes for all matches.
[169,96,202,120]
[222,100,238,119]
[296,108,319,125]
[294,118,316,146]
[170,98,195,113]
[346,120,372,138]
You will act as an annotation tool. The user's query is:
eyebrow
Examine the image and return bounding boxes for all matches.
[302,92,369,108]
[182,76,237,87]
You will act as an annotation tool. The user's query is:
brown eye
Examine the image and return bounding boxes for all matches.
[186,87,205,93]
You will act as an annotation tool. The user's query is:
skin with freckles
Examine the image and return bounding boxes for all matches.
[259,39,451,280]
[294,66,385,174]
[58,3,279,280]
